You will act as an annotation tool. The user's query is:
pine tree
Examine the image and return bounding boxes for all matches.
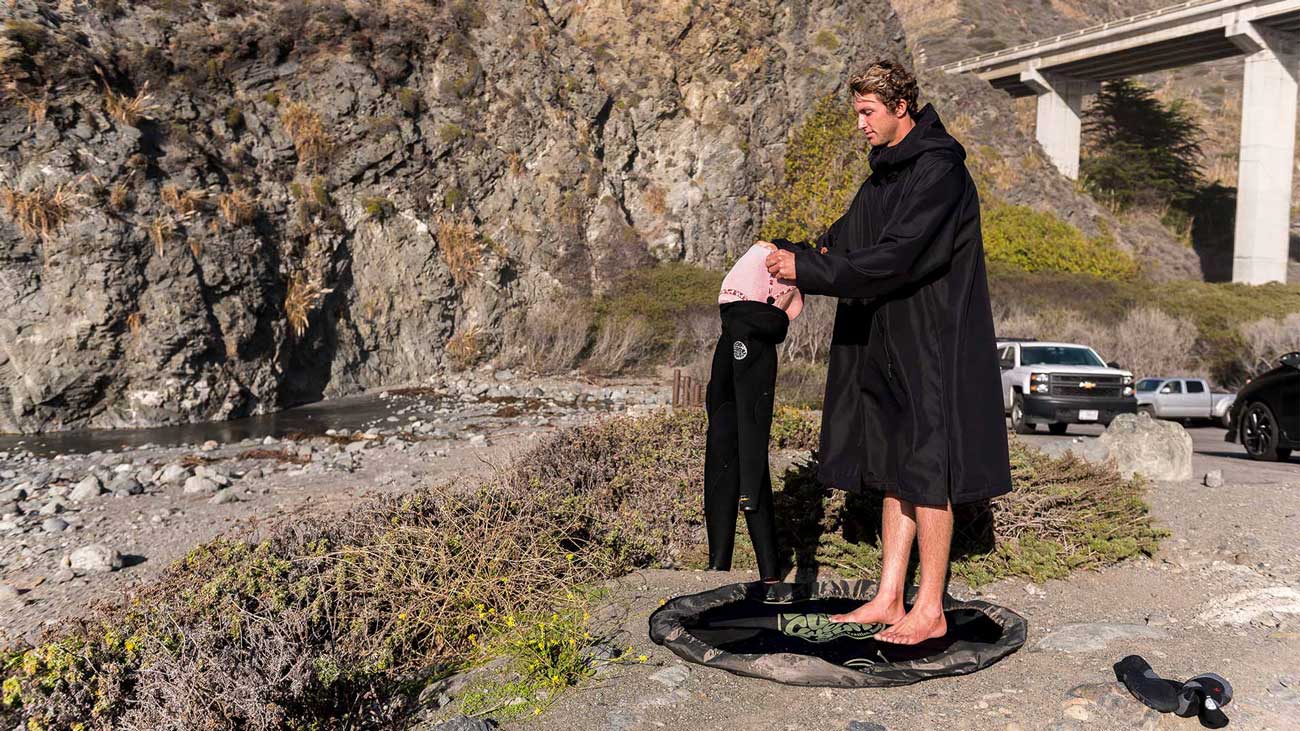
[1080,79,1204,214]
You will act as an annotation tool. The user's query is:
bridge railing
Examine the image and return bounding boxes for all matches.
[939,0,1230,71]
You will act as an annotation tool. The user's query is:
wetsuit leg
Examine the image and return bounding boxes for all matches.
[704,334,740,571]
[742,461,780,580]
[731,331,781,581]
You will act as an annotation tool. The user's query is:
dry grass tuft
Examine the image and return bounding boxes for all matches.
[103,80,156,126]
[0,182,74,240]
[107,182,130,211]
[160,184,205,216]
[217,188,257,226]
[583,316,655,376]
[436,210,482,287]
[445,325,484,370]
[147,215,174,256]
[126,311,143,340]
[279,100,333,165]
[284,271,333,338]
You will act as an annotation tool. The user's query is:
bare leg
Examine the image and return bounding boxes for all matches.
[830,493,911,624]
[876,499,951,644]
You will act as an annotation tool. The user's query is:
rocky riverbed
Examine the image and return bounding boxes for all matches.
[0,368,669,643]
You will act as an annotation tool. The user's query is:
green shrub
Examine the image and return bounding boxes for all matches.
[755,433,1164,587]
[362,195,396,221]
[396,87,420,117]
[759,92,870,244]
[982,204,1139,280]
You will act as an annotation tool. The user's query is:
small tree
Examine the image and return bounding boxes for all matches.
[759,93,871,243]
[1081,79,1204,216]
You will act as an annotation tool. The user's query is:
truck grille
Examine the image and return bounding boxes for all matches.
[1049,374,1124,398]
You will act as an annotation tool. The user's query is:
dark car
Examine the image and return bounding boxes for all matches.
[1225,352,1300,461]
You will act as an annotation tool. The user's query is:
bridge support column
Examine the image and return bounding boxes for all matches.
[1228,21,1297,284]
[1020,69,1098,180]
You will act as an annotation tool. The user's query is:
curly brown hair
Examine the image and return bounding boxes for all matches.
[848,60,920,117]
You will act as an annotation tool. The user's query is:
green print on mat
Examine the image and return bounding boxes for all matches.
[777,613,885,643]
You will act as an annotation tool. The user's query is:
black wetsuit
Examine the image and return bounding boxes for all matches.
[704,300,788,581]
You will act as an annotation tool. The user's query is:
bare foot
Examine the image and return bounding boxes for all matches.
[875,605,947,645]
[829,594,906,625]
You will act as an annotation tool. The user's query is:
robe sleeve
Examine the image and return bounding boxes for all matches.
[792,156,965,299]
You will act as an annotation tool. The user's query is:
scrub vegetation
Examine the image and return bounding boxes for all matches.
[981,204,1138,281]
[1,408,1158,730]
[988,264,1300,385]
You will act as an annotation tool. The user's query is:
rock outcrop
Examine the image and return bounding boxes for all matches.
[0,0,906,432]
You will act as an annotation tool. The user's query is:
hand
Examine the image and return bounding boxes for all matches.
[765,249,796,280]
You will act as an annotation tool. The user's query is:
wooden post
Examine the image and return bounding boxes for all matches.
[672,369,681,407]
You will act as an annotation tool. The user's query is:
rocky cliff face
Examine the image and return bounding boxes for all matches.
[0,0,906,433]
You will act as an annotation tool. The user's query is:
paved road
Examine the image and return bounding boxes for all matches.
[1012,418,1300,484]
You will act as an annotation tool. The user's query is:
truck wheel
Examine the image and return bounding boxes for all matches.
[1137,405,1156,418]
[1011,394,1035,434]
[1241,402,1285,462]
[1048,423,1068,436]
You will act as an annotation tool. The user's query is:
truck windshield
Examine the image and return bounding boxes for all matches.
[1020,346,1106,367]
[1136,379,1163,392]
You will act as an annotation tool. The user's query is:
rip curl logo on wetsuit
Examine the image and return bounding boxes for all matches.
[733,341,748,360]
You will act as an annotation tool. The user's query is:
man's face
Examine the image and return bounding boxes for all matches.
[853,93,906,147]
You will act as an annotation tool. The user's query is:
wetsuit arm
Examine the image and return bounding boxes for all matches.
[791,159,963,299]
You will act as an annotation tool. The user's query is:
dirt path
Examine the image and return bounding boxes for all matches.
[522,432,1300,731]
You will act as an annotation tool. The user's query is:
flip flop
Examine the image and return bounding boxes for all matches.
[1114,655,1182,713]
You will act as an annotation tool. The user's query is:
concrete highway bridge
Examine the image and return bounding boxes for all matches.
[943,0,1300,284]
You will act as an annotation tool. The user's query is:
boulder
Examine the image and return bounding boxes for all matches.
[69,475,105,501]
[70,544,123,573]
[183,476,220,496]
[158,464,191,485]
[1070,413,1193,481]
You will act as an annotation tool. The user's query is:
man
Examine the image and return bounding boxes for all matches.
[761,60,1012,645]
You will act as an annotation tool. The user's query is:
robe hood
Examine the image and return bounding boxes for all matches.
[867,103,967,173]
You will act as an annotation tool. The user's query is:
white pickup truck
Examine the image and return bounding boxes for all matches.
[1135,377,1236,426]
[997,339,1137,435]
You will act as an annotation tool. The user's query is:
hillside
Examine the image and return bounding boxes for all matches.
[1,0,906,433]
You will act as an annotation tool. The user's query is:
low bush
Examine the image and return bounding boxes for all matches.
[500,299,595,375]
[988,264,1300,384]
[592,261,720,362]
[1239,312,1300,375]
[982,204,1139,280]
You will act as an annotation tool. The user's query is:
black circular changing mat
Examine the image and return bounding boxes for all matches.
[648,580,1027,687]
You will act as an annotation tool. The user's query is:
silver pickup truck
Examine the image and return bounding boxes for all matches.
[1135,377,1236,426]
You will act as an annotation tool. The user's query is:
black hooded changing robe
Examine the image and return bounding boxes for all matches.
[774,104,1011,506]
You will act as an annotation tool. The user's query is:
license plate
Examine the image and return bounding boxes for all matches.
[1079,409,1099,421]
